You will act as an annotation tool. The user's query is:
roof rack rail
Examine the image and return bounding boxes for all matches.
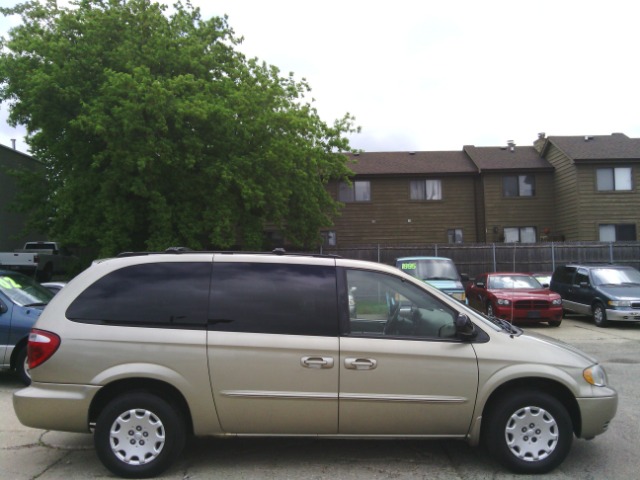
[115,248,341,259]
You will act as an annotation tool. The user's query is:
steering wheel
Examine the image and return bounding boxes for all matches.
[383,301,401,335]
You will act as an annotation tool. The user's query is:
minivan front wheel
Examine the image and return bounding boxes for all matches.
[592,302,609,328]
[95,393,186,478]
[483,391,573,474]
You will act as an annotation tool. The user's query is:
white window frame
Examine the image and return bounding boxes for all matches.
[503,174,535,197]
[596,167,632,191]
[599,224,637,241]
[447,228,463,244]
[339,180,371,202]
[410,179,442,200]
[504,226,537,243]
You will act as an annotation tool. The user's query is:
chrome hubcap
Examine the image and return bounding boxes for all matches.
[505,406,558,461]
[109,408,165,465]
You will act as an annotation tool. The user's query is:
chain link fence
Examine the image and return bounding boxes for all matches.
[319,242,640,278]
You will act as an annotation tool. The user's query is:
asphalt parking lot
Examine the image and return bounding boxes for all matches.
[1,314,639,480]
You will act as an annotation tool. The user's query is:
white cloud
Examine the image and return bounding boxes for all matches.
[2,0,640,153]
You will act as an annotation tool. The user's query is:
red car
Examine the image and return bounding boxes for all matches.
[466,272,563,326]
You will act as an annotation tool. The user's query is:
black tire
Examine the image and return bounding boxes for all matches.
[483,390,573,474]
[15,346,31,385]
[548,320,562,327]
[592,302,609,328]
[94,392,186,479]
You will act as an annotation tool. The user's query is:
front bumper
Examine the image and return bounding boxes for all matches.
[605,308,640,322]
[493,305,563,322]
[576,389,618,439]
[13,382,100,433]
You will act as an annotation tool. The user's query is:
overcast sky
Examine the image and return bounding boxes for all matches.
[2,0,640,154]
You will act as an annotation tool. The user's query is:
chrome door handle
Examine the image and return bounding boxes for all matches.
[344,358,377,370]
[301,356,334,369]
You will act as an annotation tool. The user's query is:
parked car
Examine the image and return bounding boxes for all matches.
[14,250,617,478]
[0,269,54,384]
[530,272,552,287]
[466,272,563,326]
[0,241,76,281]
[40,281,67,295]
[395,256,467,303]
[550,263,640,327]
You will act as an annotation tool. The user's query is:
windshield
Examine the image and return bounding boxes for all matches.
[0,272,54,306]
[488,275,542,289]
[398,259,460,281]
[591,267,640,286]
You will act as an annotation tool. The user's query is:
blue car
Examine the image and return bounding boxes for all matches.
[0,269,54,384]
[395,256,467,304]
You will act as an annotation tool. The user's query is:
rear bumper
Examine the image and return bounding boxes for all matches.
[13,382,100,433]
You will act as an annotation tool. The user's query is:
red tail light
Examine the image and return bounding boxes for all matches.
[27,329,61,369]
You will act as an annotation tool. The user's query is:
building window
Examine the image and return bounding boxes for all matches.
[410,179,442,200]
[321,231,337,246]
[447,229,463,244]
[504,226,537,243]
[339,180,370,202]
[596,167,632,191]
[599,224,637,241]
[503,175,535,197]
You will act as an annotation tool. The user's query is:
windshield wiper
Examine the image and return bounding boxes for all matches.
[487,315,520,334]
[23,302,48,307]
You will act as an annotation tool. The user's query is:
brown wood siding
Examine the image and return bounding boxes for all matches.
[328,176,478,246]
[576,164,640,240]
[481,172,555,242]
[543,144,580,240]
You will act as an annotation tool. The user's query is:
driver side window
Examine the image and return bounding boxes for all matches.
[346,269,457,339]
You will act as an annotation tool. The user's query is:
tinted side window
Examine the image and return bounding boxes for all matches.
[66,262,211,328]
[575,269,589,285]
[553,266,575,285]
[209,262,338,336]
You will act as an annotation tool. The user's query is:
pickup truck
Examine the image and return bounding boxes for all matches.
[0,269,54,384]
[0,241,75,281]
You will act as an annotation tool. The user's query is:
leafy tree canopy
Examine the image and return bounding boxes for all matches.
[0,0,358,256]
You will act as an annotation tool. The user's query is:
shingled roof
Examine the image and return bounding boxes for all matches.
[463,145,554,172]
[343,151,477,176]
[543,133,640,161]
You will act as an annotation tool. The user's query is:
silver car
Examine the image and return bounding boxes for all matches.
[13,251,617,478]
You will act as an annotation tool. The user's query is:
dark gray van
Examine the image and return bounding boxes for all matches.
[550,264,640,327]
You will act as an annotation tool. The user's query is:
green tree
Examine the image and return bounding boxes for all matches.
[0,0,357,256]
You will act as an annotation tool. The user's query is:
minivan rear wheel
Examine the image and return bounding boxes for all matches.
[15,346,31,385]
[94,392,186,478]
[483,390,573,474]
[592,302,609,328]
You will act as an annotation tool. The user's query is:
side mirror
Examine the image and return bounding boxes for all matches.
[460,273,469,282]
[0,300,7,315]
[476,281,485,289]
[455,313,477,340]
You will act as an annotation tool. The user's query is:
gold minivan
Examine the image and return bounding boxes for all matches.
[14,251,617,478]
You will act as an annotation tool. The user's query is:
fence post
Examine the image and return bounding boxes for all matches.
[551,242,555,272]
[609,242,614,263]
[492,243,497,272]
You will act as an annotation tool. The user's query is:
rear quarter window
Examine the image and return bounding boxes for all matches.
[208,262,338,336]
[66,262,211,328]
